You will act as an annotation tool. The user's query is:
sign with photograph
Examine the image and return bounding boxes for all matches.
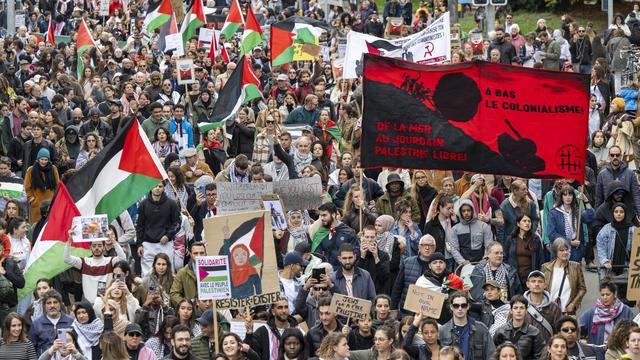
[71,215,109,242]
[176,58,196,85]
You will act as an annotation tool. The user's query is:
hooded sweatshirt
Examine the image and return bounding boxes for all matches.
[523,290,562,342]
[451,199,494,264]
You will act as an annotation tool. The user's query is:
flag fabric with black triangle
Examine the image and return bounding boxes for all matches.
[180,0,206,44]
[220,0,244,41]
[46,18,56,46]
[270,16,329,66]
[19,119,167,299]
[76,19,97,78]
[157,13,179,53]
[239,7,263,55]
[143,0,173,34]
[198,55,262,130]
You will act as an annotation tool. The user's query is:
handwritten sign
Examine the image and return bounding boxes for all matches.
[99,0,110,16]
[329,293,372,321]
[215,291,282,309]
[165,33,184,57]
[403,284,445,318]
[627,230,640,301]
[196,256,231,300]
[229,320,267,340]
[217,182,274,215]
[273,177,323,211]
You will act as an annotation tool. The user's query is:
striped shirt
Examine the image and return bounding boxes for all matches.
[0,339,37,360]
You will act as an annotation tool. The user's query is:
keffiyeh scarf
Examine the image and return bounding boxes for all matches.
[484,263,509,288]
[592,298,624,342]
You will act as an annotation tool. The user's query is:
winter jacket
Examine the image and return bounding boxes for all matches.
[391,255,429,313]
[306,319,343,357]
[593,180,638,236]
[141,117,170,140]
[356,250,390,295]
[21,138,57,175]
[469,261,523,302]
[500,199,539,246]
[375,190,421,223]
[506,233,545,280]
[493,320,545,360]
[540,259,587,312]
[546,205,595,247]
[136,192,181,246]
[227,122,255,158]
[440,317,495,360]
[391,221,422,258]
[169,265,197,308]
[284,105,319,126]
[192,98,216,124]
[28,313,74,356]
[294,287,326,328]
[0,256,24,308]
[542,188,594,245]
[331,267,377,302]
[342,207,377,234]
[315,222,359,270]
[523,290,563,342]
[168,117,194,150]
[540,40,561,70]
[402,324,435,360]
[245,316,299,360]
[489,39,517,64]
[596,162,640,213]
[579,303,635,345]
[451,199,493,264]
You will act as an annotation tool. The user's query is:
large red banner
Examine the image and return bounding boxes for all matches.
[361,54,590,181]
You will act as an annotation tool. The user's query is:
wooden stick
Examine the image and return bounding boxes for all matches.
[575,185,584,246]
[359,171,363,232]
[213,300,220,353]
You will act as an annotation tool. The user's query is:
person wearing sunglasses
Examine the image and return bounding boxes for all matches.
[595,145,640,219]
[440,291,495,360]
[123,323,155,360]
[553,316,598,360]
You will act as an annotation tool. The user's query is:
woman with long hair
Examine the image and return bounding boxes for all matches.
[151,127,178,164]
[255,98,281,130]
[164,166,196,211]
[93,280,140,324]
[605,320,638,360]
[200,127,228,175]
[7,217,30,268]
[72,302,103,360]
[507,214,545,286]
[176,298,200,337]
[546,185,594,262]
[99,331,128,360]
[252,113,281,164]
[424,195,456,269]
[79,66,95,95]
[410,170,437,229]
[24,148,59,224]
[541,335,569,360]
[76,133,103,169]
[0,313,37,359]
[328,166,353,199]
[500,179,538,248]
[579,280,635,346]
[310,141,330,184]
[143,253,174,305]
[40,328,85,360]
[589,130,609,172]
[316,332,350,360]
[3,200,24,223]
[221,332,259,360]
[350,325,397,359]
[24,278,52,324]
[278,92,298,117]
[144,315,177,359]
[391,199,422,259]
[337,104,358,153]
[403,314,440,360]
[342,184,377,234]
[371,295,396,328]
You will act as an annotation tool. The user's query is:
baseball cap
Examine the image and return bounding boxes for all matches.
[277,74,288,81]
[482,280,501,290]
[283,252,309,267]
[196,309,214,325]
[527,270,546,281]
[125,323,143,335]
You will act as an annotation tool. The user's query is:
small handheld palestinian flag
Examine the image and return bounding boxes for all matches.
[209,29,230,65]
[199,55,262,130]
[46,18,56,46]
[143,0,173,34]
[76,19,97,78]
[270,16,329,66]
[220,0,244,41]
[180,0,206,44]
[239,6,263,56]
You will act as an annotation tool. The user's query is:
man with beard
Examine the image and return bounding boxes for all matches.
[315,202,358,270]
[331,243,376,302]
[595,145,640,217]
[28,290,74,356]
[168,324,202,360]
[170,242,206,307]
[416,252,464,324]
[63,230,126,303]
[306,297,343,356]
[489,27,517,64]
[245,298,300,360]
[279,252,308,311]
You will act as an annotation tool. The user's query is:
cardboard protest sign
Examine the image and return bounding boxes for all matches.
[176,59,196,85]
[273,177,323,211]
[217,182,274,214]
[204,211,279,308]
[329,293,372,321]
[627,230,640,301]
[196,256,231,300]
[403,284,445,318]
[198,28,216,49]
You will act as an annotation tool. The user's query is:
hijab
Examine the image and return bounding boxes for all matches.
[229,244,258,287]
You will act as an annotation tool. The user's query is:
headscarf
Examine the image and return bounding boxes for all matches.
[375,215,395,254]
[73,302,104,352]
[611,202,632,273]
[229,244,258,287]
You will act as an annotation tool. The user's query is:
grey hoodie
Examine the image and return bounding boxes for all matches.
[523,290,563,341]
[450,199,494,264]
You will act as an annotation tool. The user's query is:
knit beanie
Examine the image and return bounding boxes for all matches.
[612,97,625,110]
[37,148,50,160]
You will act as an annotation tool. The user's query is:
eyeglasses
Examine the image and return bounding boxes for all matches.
[451,303,468,309]
[561,327,576,333]
[266,121,275,124]
[419,243,435,248]
[610,153,622,158]
[127,333,142,337]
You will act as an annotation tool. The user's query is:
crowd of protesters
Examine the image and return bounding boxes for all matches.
[0,0,638,360]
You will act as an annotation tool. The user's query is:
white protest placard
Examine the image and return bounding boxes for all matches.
[229,320,267,340]
[71,215,109,242]
[403,284,445,318]
[198,28,215,49]
[15,14,25,29]
[99,0,110,16]
[330,293,372,321]
[217,182,274,215]
[273,177,323,211]
[165,33,184,57]
[343,12,450,78]
[196,256,231,300]
[176,58,196,85]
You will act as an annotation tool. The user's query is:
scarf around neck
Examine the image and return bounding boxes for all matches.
[592,298,624,341]
[293,149,312,175]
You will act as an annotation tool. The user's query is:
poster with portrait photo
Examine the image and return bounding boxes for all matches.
[260,194,287,231]
[203,211,278,304]
[71,215,109,242]
[176,58,196,85]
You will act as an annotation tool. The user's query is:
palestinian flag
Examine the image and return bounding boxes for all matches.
[201,56,262,126]
[270,16,329,66]
[143,0,172,34]
[46,18,56,46]
[180,0,206,44]
[0,182,24,199]
[19,119,167,299]
[209,29,230,65]
[239,7,263,56]
[157,13,179,53]
[220,0,244,41]
[76,19,97,79]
